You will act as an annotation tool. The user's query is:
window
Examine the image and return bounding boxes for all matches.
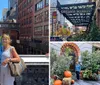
[45,0,49,6]
[44,25,48,35]
[44,10,49,21]
[34,26,42,35]
[35,13,43,24]
[35,0,44,11]
[34,15,39,24]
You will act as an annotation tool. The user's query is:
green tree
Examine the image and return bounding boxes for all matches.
[86,21,100,41]
[81,51,100,73]
[69,20,100,41]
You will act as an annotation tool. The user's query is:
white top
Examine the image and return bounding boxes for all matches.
[1,46,14,65]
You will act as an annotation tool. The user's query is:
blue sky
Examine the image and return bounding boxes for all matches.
[0,0,8,20]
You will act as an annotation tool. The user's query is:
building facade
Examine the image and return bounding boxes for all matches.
[89,0,100,28]
[34,0,49,43]
[50,6,65,35]
[2,8,8,21]
[33,0,49,54]
[18,0,34,41]
[7,0,18,21]
[17,0,49,54]
[8,0,18,9]
[50,0,65,25]
[50,0,73,36]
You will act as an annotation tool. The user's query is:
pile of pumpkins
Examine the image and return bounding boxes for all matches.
[54,71,75,85]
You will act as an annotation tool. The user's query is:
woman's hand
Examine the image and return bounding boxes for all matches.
[2,58,10,66]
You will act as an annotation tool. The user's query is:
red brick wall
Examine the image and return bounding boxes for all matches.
[18,0,34,40]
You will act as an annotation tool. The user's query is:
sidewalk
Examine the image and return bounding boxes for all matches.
[74,80,100,85]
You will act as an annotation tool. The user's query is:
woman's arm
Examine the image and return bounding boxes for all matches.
[10,47,20,62]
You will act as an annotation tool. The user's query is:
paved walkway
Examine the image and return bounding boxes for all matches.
[73,80,100,85]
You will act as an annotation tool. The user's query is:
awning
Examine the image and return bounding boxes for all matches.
[57,0,96,26]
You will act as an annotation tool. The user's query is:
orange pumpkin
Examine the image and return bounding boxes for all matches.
[54,80,62,85]
[71,80,75,84]
[64,71,72,78]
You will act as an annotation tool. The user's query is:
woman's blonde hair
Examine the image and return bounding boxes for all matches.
[2,34,11,43]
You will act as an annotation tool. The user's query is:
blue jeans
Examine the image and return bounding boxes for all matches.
[76,71,80,80]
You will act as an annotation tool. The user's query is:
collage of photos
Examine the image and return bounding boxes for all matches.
[0,0,49,85]
[0,0,100,85]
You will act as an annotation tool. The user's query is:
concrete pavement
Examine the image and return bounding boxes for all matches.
[73,80,100,85]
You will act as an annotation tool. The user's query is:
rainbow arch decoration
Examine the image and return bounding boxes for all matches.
[60,42,80,57]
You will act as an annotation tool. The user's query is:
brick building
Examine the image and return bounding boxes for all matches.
[34,0,49,43]
[18,0,34,41]
[17,0,49,54]
[18,0,49,42]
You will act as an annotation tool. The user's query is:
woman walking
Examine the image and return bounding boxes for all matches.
[75,61,81,80]
[1,34,20,85]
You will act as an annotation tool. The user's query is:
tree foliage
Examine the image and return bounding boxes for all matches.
[81,51,100,73]
[69,20,100,41]
[50,48,73,79]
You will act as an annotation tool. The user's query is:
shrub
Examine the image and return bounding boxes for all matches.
[51,48,72,79]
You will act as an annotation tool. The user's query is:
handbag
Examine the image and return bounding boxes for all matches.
[8,47,27,77]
